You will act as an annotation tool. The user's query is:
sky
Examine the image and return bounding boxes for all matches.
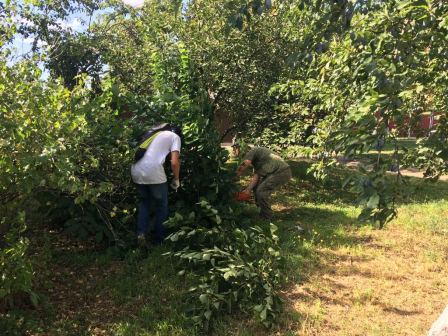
[11,17,83,57]
[122,0,145,8]
[6,0,186,83]
[12,0,144,62]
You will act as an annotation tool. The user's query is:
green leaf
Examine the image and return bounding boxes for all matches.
[342,176,352,189]
[367,194,380,208]
[29,291,39,307]
[268,247,280,256]
[254,304,263,312]
[202,253,211,261]
[204,310,212,320]
[199,294,209,305]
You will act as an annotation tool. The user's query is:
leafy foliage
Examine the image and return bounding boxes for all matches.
[410,114,448,179]
[6,0,103,89]
[264,0,448,226]
[0,213,34,306]
[2,0,448,331]
[164,200,282,329]
[0,44,135,308]
[0,56,136,240]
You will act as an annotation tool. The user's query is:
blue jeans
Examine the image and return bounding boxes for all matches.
[136,183,168,243]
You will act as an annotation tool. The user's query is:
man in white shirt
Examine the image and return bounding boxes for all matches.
[131,126,182,245]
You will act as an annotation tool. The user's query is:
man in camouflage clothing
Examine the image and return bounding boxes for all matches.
[235,146,292,219]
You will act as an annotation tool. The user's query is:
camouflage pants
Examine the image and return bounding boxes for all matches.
[254,167,292,219]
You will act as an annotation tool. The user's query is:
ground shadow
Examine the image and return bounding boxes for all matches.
[272,203,372,288]
[10,226,199,336]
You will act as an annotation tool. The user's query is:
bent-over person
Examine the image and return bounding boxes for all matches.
[236,146,291,219]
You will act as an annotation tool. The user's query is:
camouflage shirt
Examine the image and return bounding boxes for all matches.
[243,147,289,177]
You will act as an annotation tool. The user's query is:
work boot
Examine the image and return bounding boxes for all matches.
[137,234,147,248]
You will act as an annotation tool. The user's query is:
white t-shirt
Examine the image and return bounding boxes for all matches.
[131,131,181,184]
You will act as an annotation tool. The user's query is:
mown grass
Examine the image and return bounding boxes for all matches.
[3,157,447,336]
[272,160,448,336]
[353,137,418,163]
[13,243,200,336]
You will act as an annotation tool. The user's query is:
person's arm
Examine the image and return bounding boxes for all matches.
[170,151,180,181]
[236,159,252,177]
[242,174,259,194]
[169,132,182,190]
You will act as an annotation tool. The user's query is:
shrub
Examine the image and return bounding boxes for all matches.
[0,213,35,309]
[164,200,282,329]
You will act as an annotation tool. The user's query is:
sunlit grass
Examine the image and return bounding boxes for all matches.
[274,160,448,336]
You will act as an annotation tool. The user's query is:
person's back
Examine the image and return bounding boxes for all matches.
[243,147,289,177]
[131,131,181,185]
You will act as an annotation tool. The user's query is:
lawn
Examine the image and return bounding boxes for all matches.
[3,160,447,336]
[352,137,419,163]
[273,161,448,336]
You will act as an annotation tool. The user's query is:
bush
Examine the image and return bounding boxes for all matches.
[164,200,282,330]
[0,213,35,309]
[0,33,284,331]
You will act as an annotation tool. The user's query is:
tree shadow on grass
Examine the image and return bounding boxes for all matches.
[17,229,200,336]
[97,247,199,336]
[268,161,447,334]
[266,203,377,335]
[274,205,372,284]
[396,176,448,205]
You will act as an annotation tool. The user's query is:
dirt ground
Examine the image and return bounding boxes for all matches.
[284,224,448,336]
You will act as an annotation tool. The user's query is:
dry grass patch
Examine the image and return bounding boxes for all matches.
[285,218,448,336]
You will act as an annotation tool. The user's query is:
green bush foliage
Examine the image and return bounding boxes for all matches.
[0,58,135,241]
[2,0,447,331]
[1,19,283,331]
[0,214,34,306]
[0,56,135,304]
[164,200,282,329]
